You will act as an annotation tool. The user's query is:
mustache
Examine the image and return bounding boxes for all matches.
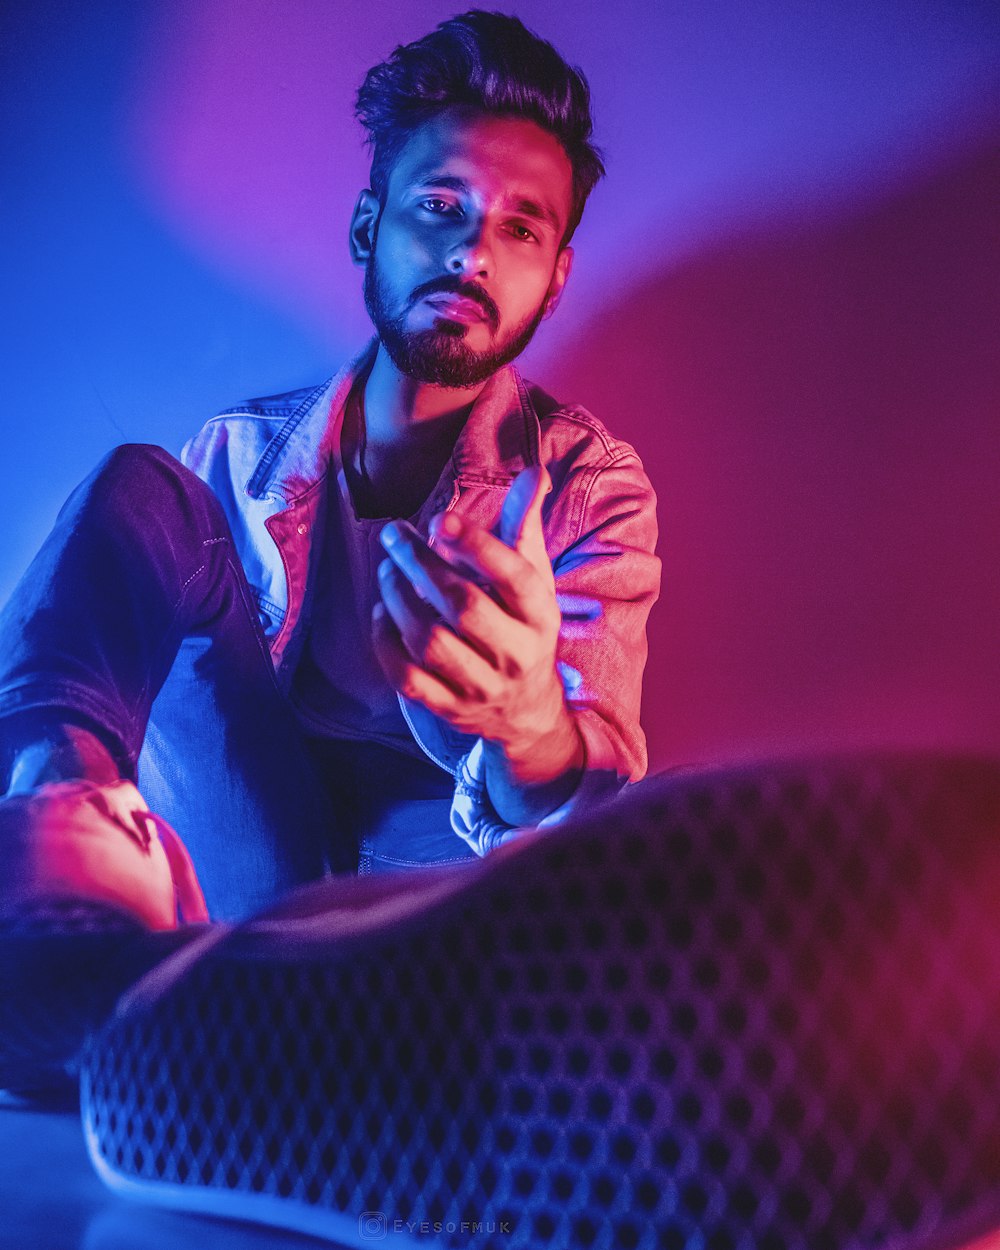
[409,277,500,330]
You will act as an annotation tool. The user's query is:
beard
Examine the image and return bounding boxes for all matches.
[364,254,549,388]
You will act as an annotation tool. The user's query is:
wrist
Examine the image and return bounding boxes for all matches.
[492,699,584,788]
[483,707,584,828]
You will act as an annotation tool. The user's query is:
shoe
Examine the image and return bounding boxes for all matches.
[0,779,210,1097]
[80,754,1000,1249]
[0,778,208,931]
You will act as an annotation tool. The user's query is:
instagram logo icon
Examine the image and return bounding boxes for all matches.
[359,1211,389,1240]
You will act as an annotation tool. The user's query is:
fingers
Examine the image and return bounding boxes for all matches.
[371,602,459,718]
[372,469,565,747]
[431,466,555,620]
[372,601,506,734]
[381,520,523,643]
[499,465,550,553]
[511,466,554,587]
[377,558,504,693]
[379,463,559,665]
[430,510,557,626]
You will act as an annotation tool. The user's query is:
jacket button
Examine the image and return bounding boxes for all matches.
[296,522,308,536]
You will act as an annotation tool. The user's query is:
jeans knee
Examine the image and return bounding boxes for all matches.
[95,443,184,488]
[81,444,227,540]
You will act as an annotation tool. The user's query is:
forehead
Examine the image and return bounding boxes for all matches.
[386,107,574,233]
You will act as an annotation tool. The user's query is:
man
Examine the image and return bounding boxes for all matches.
[0,13,658,943]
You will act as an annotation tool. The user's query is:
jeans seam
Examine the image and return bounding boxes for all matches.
[132,533,244,745]
[132,585,200,760]
[179,563,208,593]
[130,536,281,772]
[228,556,282,684]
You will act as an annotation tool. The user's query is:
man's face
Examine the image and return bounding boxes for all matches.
[356,108,575,388]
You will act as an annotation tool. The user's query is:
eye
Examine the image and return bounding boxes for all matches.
[507,222,539,244]
[420,196,460,216]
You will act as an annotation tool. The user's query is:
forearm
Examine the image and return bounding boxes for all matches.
[483,701,585,827]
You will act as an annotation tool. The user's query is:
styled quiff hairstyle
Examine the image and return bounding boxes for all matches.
[355,9,605,246]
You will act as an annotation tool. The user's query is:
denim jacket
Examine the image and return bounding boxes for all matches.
[181,342,660,854]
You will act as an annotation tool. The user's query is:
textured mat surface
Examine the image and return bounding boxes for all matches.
[0,1095,333,1250]
[82,754,1000,1249]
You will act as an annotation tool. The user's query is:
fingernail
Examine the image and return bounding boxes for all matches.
[380,523,399,549]
[436,512,462,539]
[377,558,393,581]
[372,602,385,621]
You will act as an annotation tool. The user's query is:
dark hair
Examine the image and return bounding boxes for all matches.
[355,10,604,245]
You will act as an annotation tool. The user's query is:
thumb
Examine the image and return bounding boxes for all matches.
[500,465,551,568]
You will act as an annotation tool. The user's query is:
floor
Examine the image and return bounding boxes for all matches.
[0,1092,340,1250]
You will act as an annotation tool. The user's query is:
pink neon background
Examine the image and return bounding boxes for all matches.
[2,0,999,771]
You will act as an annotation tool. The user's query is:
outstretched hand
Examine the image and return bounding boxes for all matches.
[372,466,583,801]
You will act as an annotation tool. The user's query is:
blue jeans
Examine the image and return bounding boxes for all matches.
[0,446,473,922]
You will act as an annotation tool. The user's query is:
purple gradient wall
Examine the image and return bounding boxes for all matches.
[2,0,998,771]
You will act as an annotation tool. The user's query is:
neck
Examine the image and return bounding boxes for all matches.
[362,344,487,449]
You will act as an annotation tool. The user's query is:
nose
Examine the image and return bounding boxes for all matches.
[445,219,492,279]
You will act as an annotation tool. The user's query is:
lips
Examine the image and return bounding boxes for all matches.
[423,293,490,324]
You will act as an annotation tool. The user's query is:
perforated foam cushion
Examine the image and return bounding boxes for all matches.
[82,754,1000,1249]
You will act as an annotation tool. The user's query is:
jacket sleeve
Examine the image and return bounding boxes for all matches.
[451,445,661,852]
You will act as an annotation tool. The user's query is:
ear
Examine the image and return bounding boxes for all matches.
[541,246,574,320]
[349,189,381,266]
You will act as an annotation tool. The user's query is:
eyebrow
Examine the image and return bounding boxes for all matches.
[509,196,562,234]
[408,172,563,234]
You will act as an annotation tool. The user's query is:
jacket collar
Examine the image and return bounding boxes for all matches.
[249,339,541,504]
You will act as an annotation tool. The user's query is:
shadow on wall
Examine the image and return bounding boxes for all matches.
[549,136,1000,770]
